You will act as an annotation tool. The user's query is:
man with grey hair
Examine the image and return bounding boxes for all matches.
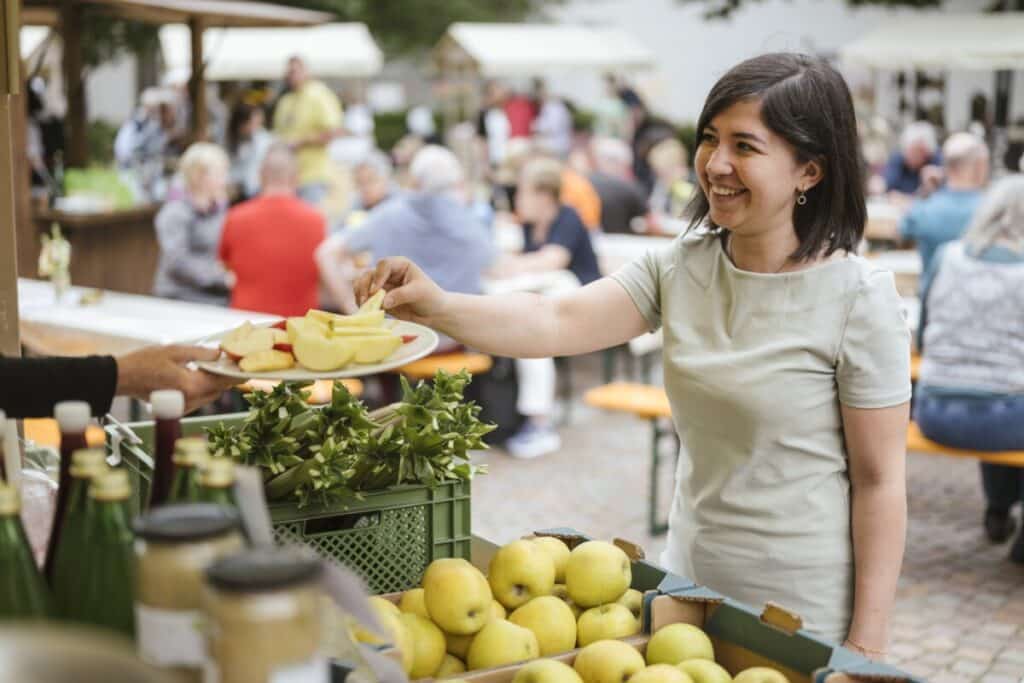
[352,150,395,213]
[587,137,647,234]
[316,145,494,318]
[884,120,942,196]
[899,131,990,278]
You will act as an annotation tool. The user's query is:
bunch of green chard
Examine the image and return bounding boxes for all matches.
[205,370,494,507]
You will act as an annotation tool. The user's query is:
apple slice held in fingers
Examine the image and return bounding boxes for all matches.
[238,349,295,374]
[358,289,386,314]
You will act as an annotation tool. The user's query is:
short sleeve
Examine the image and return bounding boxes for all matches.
[836,270,912,408]
[610,247,665,332]
[547,210,586,253]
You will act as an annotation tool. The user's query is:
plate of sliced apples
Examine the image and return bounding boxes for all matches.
[195,292,439,380]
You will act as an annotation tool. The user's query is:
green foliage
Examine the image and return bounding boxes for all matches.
[206,371,494,508]
[274,0,565,56]
[373,110,441,152]
[86,120,118,166]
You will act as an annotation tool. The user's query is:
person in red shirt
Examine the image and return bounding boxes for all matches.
[219,143,325,316]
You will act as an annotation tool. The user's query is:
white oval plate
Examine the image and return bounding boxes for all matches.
[194,319,439,381]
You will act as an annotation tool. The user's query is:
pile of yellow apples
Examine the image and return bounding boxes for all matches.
[358,536,790,683]
[219,291,411,373]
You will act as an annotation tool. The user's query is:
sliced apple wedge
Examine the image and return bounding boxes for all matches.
[358,289,386,314]
[292,333,356,372]
[271,329,289,345]
[328,326,392,338]
[348,334,403,364]
[287,316,329,344]
[238,349,295,373]
[221,327,275,359]
[306,309,386,328]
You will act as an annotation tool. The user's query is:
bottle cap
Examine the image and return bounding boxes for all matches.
[69,448,108,479]
[89,469,132,502]
[205,547,322,593]
[150,390,185,420]
[173,437,210,466]
[0,483,19,515]
[134,504,241,543]
[54,401,90,433]
[198,457,235,489]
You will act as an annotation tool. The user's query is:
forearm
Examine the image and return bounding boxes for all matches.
[847,480,906,652]
[433,292,565,358]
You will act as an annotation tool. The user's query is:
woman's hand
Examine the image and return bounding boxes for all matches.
[354,258,447,326]
[115,345,238,413]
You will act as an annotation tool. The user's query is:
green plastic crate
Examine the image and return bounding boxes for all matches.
[108,412,472,593]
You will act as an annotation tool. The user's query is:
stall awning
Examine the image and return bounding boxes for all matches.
[159,22,382,80]
[437,23,655,76]
[22,0,332,28]
[840,13,1024,70]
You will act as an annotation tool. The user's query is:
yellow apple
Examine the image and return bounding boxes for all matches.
[573,640,646,683]
[369,595,400,618]
[349,334,403,363]
[352,596,400,643]
[565,541,632,608]
[292,332,355,372]
[436,653,467,678]
[733,668,788,683]
[645,624,714,665]
[400,612,447,679]
[489,539,556,610]
[491,600,507,620]
[509,596,577,656]
[576,603,640,647]
[533,536,571,582]
[399,588,430,620]
[445,631,474,660]
[466,619,539,671]
[678,659,733,683]
[513,659,584,683]
[629,665,694,683]
[238,349,295,373]
[423,558,493,635]
[616,589,644,622]
[551,584,582,618]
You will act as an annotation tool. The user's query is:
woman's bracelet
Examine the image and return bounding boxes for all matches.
[846,637,887,656]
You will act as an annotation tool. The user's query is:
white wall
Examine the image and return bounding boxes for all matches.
[87,54,136,124]
[543,0,1021,132]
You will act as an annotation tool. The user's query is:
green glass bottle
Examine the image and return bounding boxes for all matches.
[52,448,108,617]
[72,469,136,638]
[166,438,209,504]
[197,457,237,508]
[0,483,52,619]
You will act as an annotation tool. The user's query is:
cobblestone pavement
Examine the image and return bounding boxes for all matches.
[471,354,1024,683]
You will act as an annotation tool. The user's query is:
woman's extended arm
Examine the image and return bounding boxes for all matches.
[354,257,649,358]
[840,401,909,659]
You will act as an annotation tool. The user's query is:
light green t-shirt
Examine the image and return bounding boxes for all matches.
[612,232,911,641]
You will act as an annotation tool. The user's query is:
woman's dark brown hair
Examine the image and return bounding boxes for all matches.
[687,53,866,260]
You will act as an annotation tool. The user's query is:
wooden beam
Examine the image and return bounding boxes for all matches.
[188,15,205,141]
[60,0,86,167]
[11,70,35,280]
[1,0,22,357]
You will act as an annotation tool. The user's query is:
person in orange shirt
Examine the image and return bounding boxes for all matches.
[559,166,602,231]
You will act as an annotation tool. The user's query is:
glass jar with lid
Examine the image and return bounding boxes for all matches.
[133,504,243,682]
[202,547,326,683]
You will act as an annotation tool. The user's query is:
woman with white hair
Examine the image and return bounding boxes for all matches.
[915,174,1024,563]
[152,143,232,305]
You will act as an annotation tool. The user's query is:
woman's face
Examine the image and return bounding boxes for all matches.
[694,98,820,240]
[191,163,228,207]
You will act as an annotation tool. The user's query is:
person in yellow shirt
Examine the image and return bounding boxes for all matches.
[273,56,344,205]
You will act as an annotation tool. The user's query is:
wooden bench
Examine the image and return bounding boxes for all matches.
[907,422,1024,467]
[237,378,363,405]
[583,382,676,535]
[398,352,494,380]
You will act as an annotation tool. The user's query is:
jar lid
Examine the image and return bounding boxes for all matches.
[55,401,90,433]
[198,457,235,488]
[0,484,19,515]
[205,548,322,593]
[173,437,209,466]
[150,390,185,419]
[70,448,108,479]
[134,504,240,542]
[89,469,131,502]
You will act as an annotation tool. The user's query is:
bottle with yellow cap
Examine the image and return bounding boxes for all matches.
[0,483,51,618]
[71,469,135,637]
[197,457,237,508]
[51,448,108,616]
[167,437,210,504]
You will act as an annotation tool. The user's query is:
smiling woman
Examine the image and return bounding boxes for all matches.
[347,53,910,659]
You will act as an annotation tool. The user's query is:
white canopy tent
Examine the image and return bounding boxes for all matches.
[159,22,383,81]
[840,13,1024,70]
[436,23,656,76]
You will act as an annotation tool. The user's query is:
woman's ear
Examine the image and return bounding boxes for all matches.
[800,158,825,191]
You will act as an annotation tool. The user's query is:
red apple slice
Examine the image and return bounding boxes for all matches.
[221,327,275,360]
[401,335,418,344]
[271,320,287,330]
[273,343,294,354]
[239,349,295,373]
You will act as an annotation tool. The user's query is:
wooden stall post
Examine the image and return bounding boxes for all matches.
[188,15,207,141]
[60,0,87,167]
[1,0,22,357]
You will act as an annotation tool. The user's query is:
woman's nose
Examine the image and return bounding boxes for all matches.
[704,147,732,178]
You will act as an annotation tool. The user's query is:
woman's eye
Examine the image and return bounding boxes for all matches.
[737,142,755,152]
[699,132,716,144]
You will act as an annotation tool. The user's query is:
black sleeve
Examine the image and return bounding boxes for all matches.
[547,208,586,254]
[0,355,118,418]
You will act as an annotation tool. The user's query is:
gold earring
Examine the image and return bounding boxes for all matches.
[796,190,807,206]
